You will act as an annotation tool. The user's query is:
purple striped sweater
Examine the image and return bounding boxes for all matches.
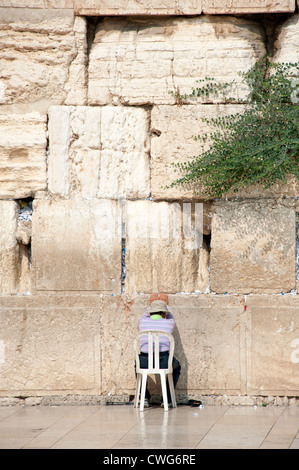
[138,306,175,353]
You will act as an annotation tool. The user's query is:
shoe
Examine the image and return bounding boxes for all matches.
[161,402,173,408]
[188,399,202,407]
[144,399,150,408]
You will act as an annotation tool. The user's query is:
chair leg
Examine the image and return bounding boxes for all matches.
[134,375,141,408]
[140,373,147,412]
[168,373,177,408]
[160,374,169,411]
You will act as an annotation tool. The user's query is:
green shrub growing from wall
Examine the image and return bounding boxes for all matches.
[169,56,299,199]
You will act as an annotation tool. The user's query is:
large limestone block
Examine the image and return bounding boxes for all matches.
[210,201,296,294]
[0,294,101,394]
[0,201,19,294]
[88,16,266,106]
[225,175,299,199]
[170,294,246,394]
[99,106,150,198]
[100,294,150,395]
[203,0,295,13]
[124,200,209,294]
[48,105,150,199]
[0,9,87,110]
[273,14,299,65]
[100,294,246,396]
[75,0,202,15]
[32,199,121,292]
[48,106,101,198]
[0,113,47,198]
[151,104,245,199]
[151,104,299,200]
[246,295,299,396]
[0,1,74,7]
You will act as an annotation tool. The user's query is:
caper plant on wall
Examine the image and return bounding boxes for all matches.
[168,56,299,199]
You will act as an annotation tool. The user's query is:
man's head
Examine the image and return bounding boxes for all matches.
[149,300,169,318]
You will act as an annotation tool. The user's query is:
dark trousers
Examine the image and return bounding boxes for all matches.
[136,351,181,403]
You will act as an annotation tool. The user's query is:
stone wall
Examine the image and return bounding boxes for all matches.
[0,1,298,404]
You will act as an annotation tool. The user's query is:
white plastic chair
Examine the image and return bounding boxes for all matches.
[134,330,177,412]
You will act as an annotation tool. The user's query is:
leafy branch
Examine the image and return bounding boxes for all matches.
[168,56,299,198]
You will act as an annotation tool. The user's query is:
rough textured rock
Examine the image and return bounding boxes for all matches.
[75,0,202,15]
[88,16,266,105]
[0,201,19,294]
[0,2,74,7]
[74,0,295,15]
[246,295,299,396]
[99,106,150,199]
[0,9,87,110]
[1,293,298,398]
[3,0,294,14]
[273,14,299,64]
[0,295,101,394]
[124,200,209,294]
[203,0,295,13]
[210,200,296,294]
[32,199,122,292]
[48,105,150,199]
[151,104,246,199]
[0,113,47,199]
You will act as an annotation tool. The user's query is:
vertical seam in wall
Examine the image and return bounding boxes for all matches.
[296,211,299,292]
[148,105,153,200]
[244,294,248,396]
[98,294,103,393]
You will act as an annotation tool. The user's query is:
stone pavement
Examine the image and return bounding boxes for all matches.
[0,404,298,449]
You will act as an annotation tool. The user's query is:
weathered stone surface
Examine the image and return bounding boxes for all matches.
[0,1,74,7]
[0,9,87,110]
[2,0,295,14]
[75,0,202,15]
[0,292,298,397]
[203,0,295,13]
[32,199,121,292]
[124,200,209,294]
[273,14,299,64]
[48,106,100,198]
[100,294,246,396]
[0,201,19,294]
[210,201,296,294]
[99,106,150,199]
[100,295,149,395]
[170,294,246,395]
[0,113,47,198]
[224,175,299,199]
[246,295,299,396]
[151,104,299,200]
[88,16,265,106]
[0,294,101,394]
[48,105,150,199]
[151,104,245,199]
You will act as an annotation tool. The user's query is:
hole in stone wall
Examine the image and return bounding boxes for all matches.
[86,16,104,58]
[203,232,211,252]
[18,197,33,216]
[16,198,33,293]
